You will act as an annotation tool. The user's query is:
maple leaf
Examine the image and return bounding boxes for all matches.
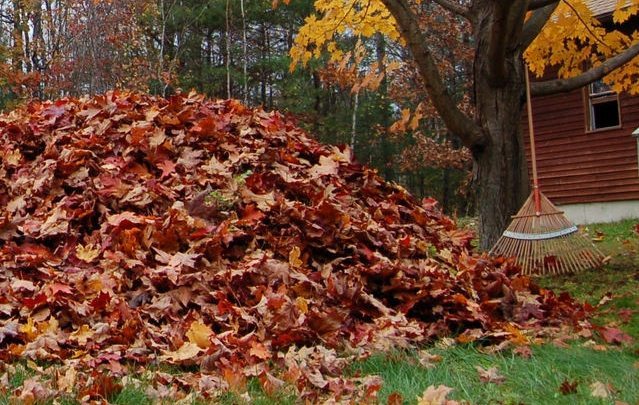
[156,159,177,179]
[599,326,633,345]
[75,243,101,263]
[249,341,271,360]
[19,317,39,342]
[559,379,578,395]
[160,342,203,362]
[590,381,615,398]
[17,377,55,404]
[309,155,339,178]
[416,384,456,405]
[186,321,214,349]
[57,367,78,393]
[387,392,404,405]
[288,246,303,268]
[475,366,505,385]
[417,350,443,368]
[0,320,19,344]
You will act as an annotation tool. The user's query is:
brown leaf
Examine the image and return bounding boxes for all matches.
[416,384,456,405]
[387,391,404,405]
[475,366,505,384]
[160,342,203,362]
[600,326,633,345]
[186,321,214,349]
[590,381,615,398]
[559,379,578,395]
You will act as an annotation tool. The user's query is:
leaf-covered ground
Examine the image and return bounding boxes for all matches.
[0,91,592,402]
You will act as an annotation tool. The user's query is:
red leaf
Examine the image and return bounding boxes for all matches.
[90,291,112,312]
[559,379,578,395]
[600,326,633,345]
[21,293,48,309]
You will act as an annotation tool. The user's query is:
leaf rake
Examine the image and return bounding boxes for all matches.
[490,68,605,275]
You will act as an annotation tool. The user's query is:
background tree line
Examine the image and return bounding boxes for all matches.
[0,0,472,215]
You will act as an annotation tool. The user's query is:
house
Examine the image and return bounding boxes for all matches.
[527,0,639,224]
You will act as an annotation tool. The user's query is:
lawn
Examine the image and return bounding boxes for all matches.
[1,220,637,404]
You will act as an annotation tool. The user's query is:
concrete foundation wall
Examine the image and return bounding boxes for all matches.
[559,200,639,224]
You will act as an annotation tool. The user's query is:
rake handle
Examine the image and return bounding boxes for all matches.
[524,67,541,215]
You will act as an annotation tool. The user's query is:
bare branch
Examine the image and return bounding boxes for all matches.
[531,42,639,96]
[380,0,485,148]
[521,2,560,49]
[528,0,559,10]
[432,0,471,20]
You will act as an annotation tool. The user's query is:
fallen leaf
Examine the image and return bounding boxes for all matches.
[416,384,455,405]
[160,342,203,362]
[559,379,578,395]
[600,326,633,345]
[513,346,532,358]
[76,243,101,263]
[590,381,615,398]
[185,321,213,349]
[387,392,404,405]
[476,366,505,384]
[417,350,442,368]
[288,246,303,268]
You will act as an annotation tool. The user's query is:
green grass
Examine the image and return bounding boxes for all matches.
[353,344,639,404]
[538,219,639,343]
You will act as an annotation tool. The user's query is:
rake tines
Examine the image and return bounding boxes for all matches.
[490,192,605,275]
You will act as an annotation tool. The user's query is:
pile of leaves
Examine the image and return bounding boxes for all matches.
[0,91,588,402]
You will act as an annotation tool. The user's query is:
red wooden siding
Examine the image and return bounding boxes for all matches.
[525,88,639,205]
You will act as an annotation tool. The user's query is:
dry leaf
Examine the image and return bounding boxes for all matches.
[288,246,303,268]
[476,366,505,384]
[186,321,213,349]
[417,350,442,368]
[590,381,615,398]
[76,243,101,263]
[416,384,455,405]
[160,342,203,362]
[559,379,578,395]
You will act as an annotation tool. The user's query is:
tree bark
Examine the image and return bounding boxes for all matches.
[472,2,529,250]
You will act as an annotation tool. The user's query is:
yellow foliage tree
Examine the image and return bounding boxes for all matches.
[290,0,639,248]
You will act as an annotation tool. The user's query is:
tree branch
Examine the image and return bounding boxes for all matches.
[431,0,471,20]
[528,0,559,10]
[531,42,639,96]
[521,2,559,49]
[486,1,528,85]
[380,0,485,147]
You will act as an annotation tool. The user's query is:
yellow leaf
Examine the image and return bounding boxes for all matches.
[289,246,303,268]
[70,324,94,345]
[4,149,22,166]
[295,296,309,314]
[249,341,271,360]
[186,321,213,349]
[75,243,100,263]
[160,342,203,362]
[57,367,78,393]
[19,318,38,341]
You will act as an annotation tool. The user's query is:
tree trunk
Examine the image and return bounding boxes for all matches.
[473,20,529,250]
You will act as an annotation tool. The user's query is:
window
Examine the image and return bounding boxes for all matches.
[587,80,620,131]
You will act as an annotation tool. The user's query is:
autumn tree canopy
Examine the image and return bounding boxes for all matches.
[290,0,639,248]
